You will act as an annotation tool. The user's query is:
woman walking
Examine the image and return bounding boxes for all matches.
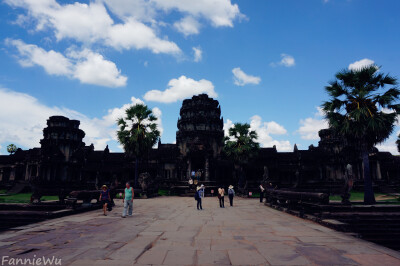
[228,185,235,207]
[99,185,111,216]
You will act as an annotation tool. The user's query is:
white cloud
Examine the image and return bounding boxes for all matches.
[249,115,291,151]
[144,75,217,103]
[174,16,201,36]
[224,116,290,151]
[223,119,234,138]
[279,54,295,67]
[7,39,127,87]
[69,49,127,87]
[376,141,399,155]
[5,0,244,53]
[232,67,261,86]
[193,46,202,62]
[297,107,329,140]
[0,88,163,151]
[270,54,295,67]
[348,58,375,71]
[152,0,243,28]
[4,0,181,55]
[6,39,73,76]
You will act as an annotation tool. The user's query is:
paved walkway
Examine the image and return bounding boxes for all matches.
[1,197,400,265]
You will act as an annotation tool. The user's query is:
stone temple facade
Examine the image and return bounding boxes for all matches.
[1,94,399,194]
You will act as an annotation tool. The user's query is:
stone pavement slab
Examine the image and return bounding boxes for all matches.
[1,197,400,265]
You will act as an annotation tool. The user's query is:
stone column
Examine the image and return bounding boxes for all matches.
[376,161,382,180]
[187,159,191,180]
[205,157,210,181]
[9,167,15,181]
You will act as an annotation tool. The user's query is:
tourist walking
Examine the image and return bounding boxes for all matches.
[259,184,265,203]
[99,185,110,216]
[122,182,134,218]
[196,184,205,210]
[218,187,225,208]
[228,185,235,206]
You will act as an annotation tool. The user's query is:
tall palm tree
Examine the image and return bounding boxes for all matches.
[117,104,160,187]
[224,123,260,187]
[396,134,400,153]
[322,65,400,204]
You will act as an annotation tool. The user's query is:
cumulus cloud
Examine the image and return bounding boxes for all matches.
[152,0,243,28]
[376,139,399,155]
[270,53,295,67]
[174,16,201,36]
[224,116,291,151]
[297,107,329,140]
[193,46,203,62]
[5,0,244,53]
[223,119,234,137]
[232,67,261,86]
[0,88,163,151]
[348,58,375,71]
[144,75,217,103]
[6,39,127,87]
[4,0,181,55]
[249,115,291,151]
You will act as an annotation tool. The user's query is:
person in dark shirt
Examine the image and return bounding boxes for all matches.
[99,185,110,216]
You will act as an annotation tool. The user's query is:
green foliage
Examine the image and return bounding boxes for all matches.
[7,144,17,155]
[117,104,160,158]
[329,191,390,202]
[224,123,260,164]
[322,65,399,149]
[322,65,399,204]
[0,193,58,203]
[158,189,170,196]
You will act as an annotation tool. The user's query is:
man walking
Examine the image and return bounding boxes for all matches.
[228,185,235,207]
[196,184,205,210]
[218,187,225,208]
[122,182,134,218]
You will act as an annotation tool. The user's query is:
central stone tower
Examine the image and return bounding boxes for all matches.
[176,94,224,181]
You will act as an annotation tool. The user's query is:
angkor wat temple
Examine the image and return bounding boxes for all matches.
[1,94,399,194]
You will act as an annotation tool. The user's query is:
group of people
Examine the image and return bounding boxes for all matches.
[99,182,134,217]
[194,184,236,210]
[99,181,268,216]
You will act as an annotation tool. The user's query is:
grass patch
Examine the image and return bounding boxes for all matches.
[330,191,388,201]
[0,189,7,194]
[248,192,260,198]
[0,193,58,203]
[158,189,170,196]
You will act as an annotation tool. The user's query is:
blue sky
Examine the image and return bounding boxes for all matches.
[0,0,400,154]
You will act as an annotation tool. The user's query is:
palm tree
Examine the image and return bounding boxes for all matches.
[117,104,160,187]
[7,144,17,155]
[224,123,260,187]
[396,134,400,153]
[322,65,400,204]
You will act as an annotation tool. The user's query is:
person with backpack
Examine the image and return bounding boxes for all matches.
[228,185,235,207]
[195,184,205,210]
